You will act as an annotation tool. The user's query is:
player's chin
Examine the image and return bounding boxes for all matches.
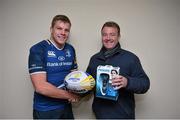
[57,39,66,44]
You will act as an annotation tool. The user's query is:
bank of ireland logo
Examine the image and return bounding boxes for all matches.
[48,51,56,57]
[58,56,65,61]
[65,49,71,57]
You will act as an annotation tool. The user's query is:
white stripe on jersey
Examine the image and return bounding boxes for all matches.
[30,71,46,75]
[47,38,65,51]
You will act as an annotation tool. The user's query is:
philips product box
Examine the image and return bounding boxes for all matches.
[96,65,120,101]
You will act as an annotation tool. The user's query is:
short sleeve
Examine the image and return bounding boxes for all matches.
[71,47,78,70]
[28,44,46,74]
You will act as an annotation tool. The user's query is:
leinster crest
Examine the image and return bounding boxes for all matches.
[65,49,71,57]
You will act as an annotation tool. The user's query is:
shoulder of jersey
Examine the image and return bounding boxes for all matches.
[31,39,49,48]
[65,42,74,49]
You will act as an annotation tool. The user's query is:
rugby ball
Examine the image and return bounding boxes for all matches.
[64,71,95,94]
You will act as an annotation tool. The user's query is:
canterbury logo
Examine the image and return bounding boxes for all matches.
[48,51,56,57]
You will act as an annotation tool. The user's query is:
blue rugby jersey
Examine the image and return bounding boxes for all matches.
[28,39,78,111]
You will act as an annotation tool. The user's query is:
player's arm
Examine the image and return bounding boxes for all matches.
[30,73,79,102]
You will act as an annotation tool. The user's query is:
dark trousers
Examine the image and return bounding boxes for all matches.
[33,104,74,119]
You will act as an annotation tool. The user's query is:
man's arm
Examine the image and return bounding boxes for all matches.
[112,56,150,94]
[30,73,79,102]
[125,56,150,94]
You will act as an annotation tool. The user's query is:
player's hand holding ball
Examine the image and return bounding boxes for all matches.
[64,71,95,95]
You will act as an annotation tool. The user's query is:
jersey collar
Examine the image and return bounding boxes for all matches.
[48,38,65,50]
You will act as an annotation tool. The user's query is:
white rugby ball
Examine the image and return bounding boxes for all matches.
[64,71,95,94]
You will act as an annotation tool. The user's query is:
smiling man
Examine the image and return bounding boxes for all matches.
[86,21,150,119]
[28,15,80,119]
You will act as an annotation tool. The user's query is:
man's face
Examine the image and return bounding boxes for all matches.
[101,27,120,50]
[111,70,117,79]
[50,20,71,48]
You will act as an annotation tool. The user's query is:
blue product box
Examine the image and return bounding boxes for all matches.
[96,65,120,101]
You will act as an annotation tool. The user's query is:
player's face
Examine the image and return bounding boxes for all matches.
[50,20,71,48]
[101,27,120,50]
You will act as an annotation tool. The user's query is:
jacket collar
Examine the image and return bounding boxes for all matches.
[97,42,121,61]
